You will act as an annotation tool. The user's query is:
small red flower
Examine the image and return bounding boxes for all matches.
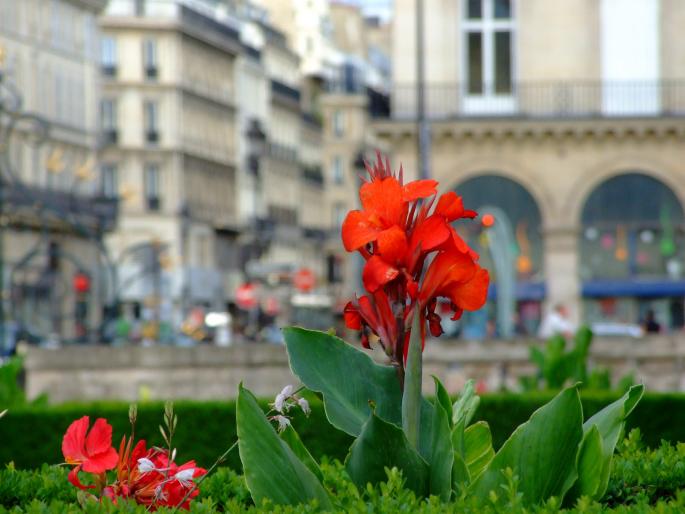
[342,154,489,379]
[62,416,119,490]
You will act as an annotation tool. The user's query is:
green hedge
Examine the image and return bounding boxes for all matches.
[2,391,684,470]
[2,434,685,512]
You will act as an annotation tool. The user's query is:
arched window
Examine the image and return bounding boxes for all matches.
[580,172,685,331]
[452,174,544,338]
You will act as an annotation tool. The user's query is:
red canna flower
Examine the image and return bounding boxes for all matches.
[103,437,206,510]
[342,154,489,383]
[62,416,119,490]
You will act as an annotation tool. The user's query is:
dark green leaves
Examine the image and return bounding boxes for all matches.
[470,385,584,506]
[283,327,402,436]
[345,411,429,497]
[236,385,331,508]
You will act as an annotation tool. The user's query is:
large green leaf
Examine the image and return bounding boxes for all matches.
[434,377,453,428]
[451,452,470,491]
[570,425,603,499]
[463,421,495,481]
[283,327,402,436]
[452,379,479,428]
[569,384,645,502]
[280,425,323,482]
[428,378,454,501]
[402,315,423,449]
[469,385,583,506]
[345,410,429,496]
[236,385,331,508]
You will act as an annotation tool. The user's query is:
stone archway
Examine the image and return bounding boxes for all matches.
[448,173,546,338]
[577,171,685,331]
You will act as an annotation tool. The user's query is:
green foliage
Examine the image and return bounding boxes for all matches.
[6,391,685,472]
[5,448,685,512]
[282,327,402,436]
[0,357,47,409]
[236,385,331,508]
[345,410,429,497]
[402,315,423,450]
[470,385,584,505]
[523,327,633,392]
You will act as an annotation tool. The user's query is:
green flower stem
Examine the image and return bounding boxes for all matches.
[402,313,423,450]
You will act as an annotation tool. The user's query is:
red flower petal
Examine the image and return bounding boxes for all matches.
[402,179,438,201]
[409,215,451,256]
[444,268,490,311]
[85,418,114,458]
[82,446,119,473]
[435,191,466,221]
[420,248,478,304]
[68,465,94,490]
[343,302,362,330]
[376,226,408,265]
[362,256,399,293]
[360,177,405,226]
[62,416,89,463]
[341,210,380,251]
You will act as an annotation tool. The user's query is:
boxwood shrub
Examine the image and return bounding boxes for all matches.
[1,391,684,470]
[1,432,685,513]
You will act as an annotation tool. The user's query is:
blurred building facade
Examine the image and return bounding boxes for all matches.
[374,0,685,336]
[0,0,115,344]
[99,0,242,332]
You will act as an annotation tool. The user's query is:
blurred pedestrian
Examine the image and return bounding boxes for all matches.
[643,309,661,334]
[538,304,575,339]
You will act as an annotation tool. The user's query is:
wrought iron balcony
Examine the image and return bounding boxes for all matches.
[271,79,301,104]
[378,81,685,120]
[0,183,118,232]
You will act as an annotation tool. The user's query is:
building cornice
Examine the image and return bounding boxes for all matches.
[67,0,108,14]
[372,117,685,144]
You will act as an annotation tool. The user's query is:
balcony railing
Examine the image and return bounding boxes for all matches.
[380,81,685,120]
[271,79,301,104]
[1,184,118,232]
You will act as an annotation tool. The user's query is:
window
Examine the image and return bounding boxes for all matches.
[101,164,118,198]
[101,36,117,76]
[144,100,159,143]
[100,99,118,144]
[332,156,344,185]
[142,39,158,79]
[463,0,514,104]
[332,110,344,137]
[144,163,161,210]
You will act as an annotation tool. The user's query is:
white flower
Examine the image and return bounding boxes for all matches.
[175,468,195,487]
[137,457,156,473]
[274,393,287,413]
[297,397,311,416]
[280,384,294,398]
[274,415,291,432]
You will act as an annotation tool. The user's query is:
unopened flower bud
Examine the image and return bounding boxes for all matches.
[175,468,195,486]
[138,457,156,473]
[297,397,310,416]
[274,415,291,432]
[274,393,286,413]
[280,385,294,398]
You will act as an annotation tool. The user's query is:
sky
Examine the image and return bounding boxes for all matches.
[343,0,392,20]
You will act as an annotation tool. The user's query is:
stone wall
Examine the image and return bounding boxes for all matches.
[24,335,685,404]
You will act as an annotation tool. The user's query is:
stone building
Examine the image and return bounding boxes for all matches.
[0,0,115,344]
[374,0,685,337]
[99,0,242,329]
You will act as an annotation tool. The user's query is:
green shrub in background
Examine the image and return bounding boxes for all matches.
[520,327,634,392]
[3,392,685,471]
[2,432,685,513]
[0,357,47,409]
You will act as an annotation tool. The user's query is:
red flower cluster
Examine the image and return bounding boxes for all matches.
[62,416,206,510]
[342,155,489,372]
